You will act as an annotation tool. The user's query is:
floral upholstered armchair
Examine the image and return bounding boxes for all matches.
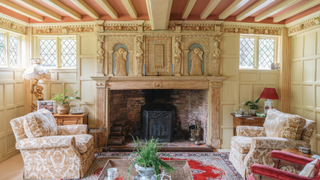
[10,109,95,179]
[229,109,316,179]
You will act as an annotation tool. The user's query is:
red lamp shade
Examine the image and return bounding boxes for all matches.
[260,88,279,100]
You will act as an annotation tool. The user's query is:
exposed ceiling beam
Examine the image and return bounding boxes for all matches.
[121,0,137,18]
[274,0,320,22]
[0,0,43,21]
[182,0,197,19]
[200,0,221,19]
[14,0,61,21]
[219,0,249,19]
[42,0,81,20]
[71,0,99,19]
[95,0,118,19]
[236,0,274,21]
[146,0,173,30]
[255,0,301,22]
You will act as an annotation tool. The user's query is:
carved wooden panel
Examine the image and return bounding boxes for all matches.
[145,37,172,76]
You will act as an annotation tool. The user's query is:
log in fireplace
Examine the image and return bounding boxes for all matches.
[141,89,176,142]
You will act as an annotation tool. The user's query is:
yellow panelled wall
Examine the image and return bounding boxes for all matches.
[220,33,280,148]
[35,34,97,129]
[291,28,320,152]
[0,68,26,163]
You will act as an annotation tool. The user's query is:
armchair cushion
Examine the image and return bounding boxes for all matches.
[252,137,311,150]
[58,124,88,135]
[302,119,317,144]
[16,136,76,150]
[236,126,266,137]
[251,164,313,180]
[23,113,43,138]
[231,136,252,153]
[74,134,94,154]
[264,109,304,140]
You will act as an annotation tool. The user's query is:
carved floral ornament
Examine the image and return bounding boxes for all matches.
[190,47,203,76]
[288,15,320,35]
[114,47,128,76]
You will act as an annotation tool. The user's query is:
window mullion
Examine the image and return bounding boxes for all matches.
[57,37,60,68]
[6,32,9,68]
[254,36,259,69]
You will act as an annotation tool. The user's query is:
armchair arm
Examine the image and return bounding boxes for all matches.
[16,136,76,150]
[236,126,266,137]
[271,150,313,166]
[251,164,312,180]
[251,137,311,150]
[57,124,87,135]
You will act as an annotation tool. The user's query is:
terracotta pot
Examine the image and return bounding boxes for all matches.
[57,104,70,114]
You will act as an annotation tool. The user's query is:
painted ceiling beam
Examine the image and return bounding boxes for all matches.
[121,0,137,19]
[42,0,81,20]
[182,0,197,19]
[274,0,320,22]
[219,0,249,19]
[95,0,118,19]
[200,0,221,19]
[14,0,61,21]
[71,0,100,20]
[255,0,301,22]
[0,0,43,21]
[146,0,173,30]
[236,0,274,21]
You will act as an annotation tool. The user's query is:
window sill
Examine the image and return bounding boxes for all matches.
[239,68,280,71]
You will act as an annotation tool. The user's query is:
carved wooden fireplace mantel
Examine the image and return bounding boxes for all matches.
[91,75,227,149]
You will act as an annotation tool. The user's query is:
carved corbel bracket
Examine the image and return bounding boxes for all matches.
[91,76,111,88]
[210,82,222,88]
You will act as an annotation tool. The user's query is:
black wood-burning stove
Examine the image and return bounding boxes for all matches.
[141,90,176,142]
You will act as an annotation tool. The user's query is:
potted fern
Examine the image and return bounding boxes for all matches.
[245,98,260,115]
[51,89,80,114]
[127,135,175,180]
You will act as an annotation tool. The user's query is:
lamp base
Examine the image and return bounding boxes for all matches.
[30,79,44,111]
[264,99,274,114]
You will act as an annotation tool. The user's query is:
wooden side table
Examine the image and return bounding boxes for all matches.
[232,114,265,136]
[54,113,89,126]
[281,149,320,159]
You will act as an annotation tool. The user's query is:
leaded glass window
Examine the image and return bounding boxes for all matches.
[9,36,18,66]
[61,39,76,67]
[0,33,4,65]
[40,39,57,67]
[259,38,275,69]
[239,37,255,68]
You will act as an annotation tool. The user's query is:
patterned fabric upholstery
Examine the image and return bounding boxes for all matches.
[230,110,315,179]
[23,113,44,138]
[10,110,94,179]
[58,124,88,135]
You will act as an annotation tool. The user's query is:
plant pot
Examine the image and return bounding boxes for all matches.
[135,164,156,180]
[250,109,256,115]
[57,104,70,114]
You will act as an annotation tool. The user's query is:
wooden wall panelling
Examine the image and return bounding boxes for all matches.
[291,28,320,152]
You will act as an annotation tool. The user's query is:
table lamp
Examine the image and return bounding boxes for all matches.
[259,88,279,114]
[23,59,51,111]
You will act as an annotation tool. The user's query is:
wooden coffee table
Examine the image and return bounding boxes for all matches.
[97,159,193,180]
[281,148,320,159]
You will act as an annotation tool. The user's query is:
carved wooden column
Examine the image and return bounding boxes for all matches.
[280,28,291,113]
[210,82,222,148]
[91,76,110,147]
[97,35,105,76]
[174,35,182,76]
[212,36,221,75]
[135,35,144,76]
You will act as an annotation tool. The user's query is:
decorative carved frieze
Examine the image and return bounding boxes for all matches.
[212,36,221,75]
[33,24,95,35]
[190,47,203,76]
[0,17,27,34]
[97,35,105,76]
[223,24,282,35]
[105,25,138,31]
[182,25,215,31]
[288,15,320,35]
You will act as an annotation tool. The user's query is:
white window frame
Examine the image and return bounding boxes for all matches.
[35,35,76,69]
[240,35,278,70]
[0,30,22,68]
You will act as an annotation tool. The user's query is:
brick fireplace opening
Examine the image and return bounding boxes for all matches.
[108,89,208,148]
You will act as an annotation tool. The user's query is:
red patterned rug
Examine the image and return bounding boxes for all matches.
[80,152,243,180]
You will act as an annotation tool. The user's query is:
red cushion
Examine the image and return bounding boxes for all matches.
[271,150,314,166]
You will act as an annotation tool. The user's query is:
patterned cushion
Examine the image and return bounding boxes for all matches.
[264,109,301,139]
[23,113,43,138]
[231,136,252,154]
[302,119,316,144]
[74,134,94,154]
[32,109,58,136]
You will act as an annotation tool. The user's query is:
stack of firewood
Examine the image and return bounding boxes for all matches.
[108,120,129,145]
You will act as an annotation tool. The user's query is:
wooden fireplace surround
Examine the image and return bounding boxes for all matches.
[91,75,226,149]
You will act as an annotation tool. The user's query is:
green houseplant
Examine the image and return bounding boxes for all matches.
[51,89,80,114]
[127,135,175,180]
[245,98,260,115]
